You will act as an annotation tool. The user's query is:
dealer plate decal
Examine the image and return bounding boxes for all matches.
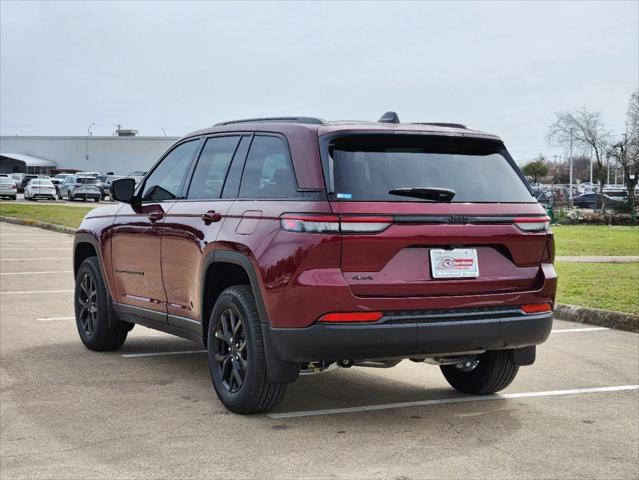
[429,249,479,278]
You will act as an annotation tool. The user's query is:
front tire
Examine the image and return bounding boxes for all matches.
[74,257,129,351]
[207,285,287,414]
[440,350,519,394]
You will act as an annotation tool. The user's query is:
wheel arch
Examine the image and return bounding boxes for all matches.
[74,232,122,331]
[201,250,299,384]
[201,250,270,341]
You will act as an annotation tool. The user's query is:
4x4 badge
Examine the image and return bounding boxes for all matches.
[448,215,469,224]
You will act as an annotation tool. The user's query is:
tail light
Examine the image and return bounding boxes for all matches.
[514,216,551,232]
[319,311,383,322]
[280,214,392,234]
[11,184,16,190]
[521,303,553,314]
[280,214,339,233]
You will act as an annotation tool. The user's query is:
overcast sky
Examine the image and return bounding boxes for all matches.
[1,1,637,160]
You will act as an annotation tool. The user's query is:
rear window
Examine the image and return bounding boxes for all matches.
[77,177,97,184]
[324,135,534,203]
[0,178,13,184]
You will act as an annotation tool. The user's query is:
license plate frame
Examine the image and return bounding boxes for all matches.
[429,248,479,279]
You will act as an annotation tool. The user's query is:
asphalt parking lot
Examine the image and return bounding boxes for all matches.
[1,221,638,479]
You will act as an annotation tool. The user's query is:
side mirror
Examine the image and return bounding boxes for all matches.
[112,178,136,203]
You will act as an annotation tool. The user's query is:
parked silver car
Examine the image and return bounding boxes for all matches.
[0,177,17,200]
[58,175,102,202]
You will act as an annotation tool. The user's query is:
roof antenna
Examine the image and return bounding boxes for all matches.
[378,111,400,123]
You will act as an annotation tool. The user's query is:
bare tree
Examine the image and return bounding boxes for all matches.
[547,108,611,210]
[607,90,639,210]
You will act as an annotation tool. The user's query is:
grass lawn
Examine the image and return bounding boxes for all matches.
[0,203,94,228]
[556,262,639,315]
[553,225,639,256]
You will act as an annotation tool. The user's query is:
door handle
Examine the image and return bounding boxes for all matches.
[201,210,222,224]
[148,211,165,223]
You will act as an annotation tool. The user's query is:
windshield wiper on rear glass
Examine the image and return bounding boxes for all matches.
[388,187,456,202]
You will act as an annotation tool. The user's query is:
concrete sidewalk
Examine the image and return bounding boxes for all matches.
[556,255,639,263]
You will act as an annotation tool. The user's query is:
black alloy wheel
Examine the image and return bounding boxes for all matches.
[77,272,98,336]
[212,308,248,393]
[207,285,287,414]
[74,256,130,351]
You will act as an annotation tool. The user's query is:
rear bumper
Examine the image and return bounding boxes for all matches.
[266,310,553,362]
[72,191,101,198]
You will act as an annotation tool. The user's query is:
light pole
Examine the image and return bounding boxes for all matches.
[589,146,593,185]
[568,128,574,207]
[86,122,95,162]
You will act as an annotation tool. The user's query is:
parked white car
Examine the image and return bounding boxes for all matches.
[24,179,57,201]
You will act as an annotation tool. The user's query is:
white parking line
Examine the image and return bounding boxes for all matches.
[0,258,71,261]
[0,290,74,294]
[36,316,75,321]
[1,248,70,251]
[122,350,207,358]
[1,243,71,246]
[552,327,609,333]
[268,385,639,419]
[0,239,73,243]
[0,271,72,275]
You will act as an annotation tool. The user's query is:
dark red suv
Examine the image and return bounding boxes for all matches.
[73,113,556,413]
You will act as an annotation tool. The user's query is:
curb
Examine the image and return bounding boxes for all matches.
[555,303,639,333]
[0,216,77,235]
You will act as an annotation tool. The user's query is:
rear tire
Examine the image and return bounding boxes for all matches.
[440,350,519,394]
[74,256,129,351]
[207,285,287,414]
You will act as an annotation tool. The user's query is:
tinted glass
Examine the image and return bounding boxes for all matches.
[239,136,297,198]
[326,135,534,203]
[142,140,199,201]
[0,178,13,184]
[222,136,252,198]
[187,136,240,200]
[77,177,97,184]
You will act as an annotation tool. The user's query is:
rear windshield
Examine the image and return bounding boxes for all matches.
[31,180,53,185]
[324,135,534,203]
[0,178,14,184]
[77,177,97,184]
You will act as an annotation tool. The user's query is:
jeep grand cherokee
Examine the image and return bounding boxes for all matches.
[73,113,556,414]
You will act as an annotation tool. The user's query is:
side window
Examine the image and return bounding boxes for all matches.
[187,136,240,200]
[142,140,199,202]
[238,136,297,198]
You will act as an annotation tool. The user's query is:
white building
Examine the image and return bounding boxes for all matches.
[0,134,179,175]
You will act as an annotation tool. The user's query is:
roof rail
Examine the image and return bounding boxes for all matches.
[215,117,326,126]
[412,122,468,129]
